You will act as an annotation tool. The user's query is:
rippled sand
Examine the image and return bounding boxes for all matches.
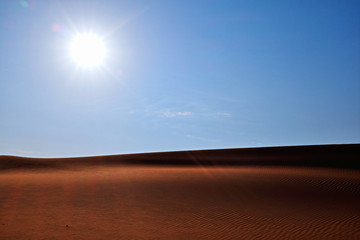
[0,166,359,239]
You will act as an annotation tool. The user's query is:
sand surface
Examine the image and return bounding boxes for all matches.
[1,145,360,239]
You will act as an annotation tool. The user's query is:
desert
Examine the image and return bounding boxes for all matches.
[1,144,359,239]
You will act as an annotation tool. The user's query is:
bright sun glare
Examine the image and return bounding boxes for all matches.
[70,33,106,68]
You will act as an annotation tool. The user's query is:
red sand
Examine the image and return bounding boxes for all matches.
[1,145,360,239]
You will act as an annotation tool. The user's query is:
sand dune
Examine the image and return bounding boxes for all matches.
[0,144,359,239]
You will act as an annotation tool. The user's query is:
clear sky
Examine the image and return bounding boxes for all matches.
[1,0,359,157]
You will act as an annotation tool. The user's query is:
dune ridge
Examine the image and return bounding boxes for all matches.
[1,144,359,171]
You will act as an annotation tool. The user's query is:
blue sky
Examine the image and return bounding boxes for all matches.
[0,0,359,157]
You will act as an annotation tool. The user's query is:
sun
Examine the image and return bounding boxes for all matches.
[70,33,107,68]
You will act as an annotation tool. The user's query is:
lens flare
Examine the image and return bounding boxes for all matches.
[52,24,60,32]
[20,0,29,8]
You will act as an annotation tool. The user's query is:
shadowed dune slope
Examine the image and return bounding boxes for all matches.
[1,144,359,171]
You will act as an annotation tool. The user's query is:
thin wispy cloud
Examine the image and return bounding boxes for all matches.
[160,110,193,118]
[157,108,231,120]
[215,112,231,117]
